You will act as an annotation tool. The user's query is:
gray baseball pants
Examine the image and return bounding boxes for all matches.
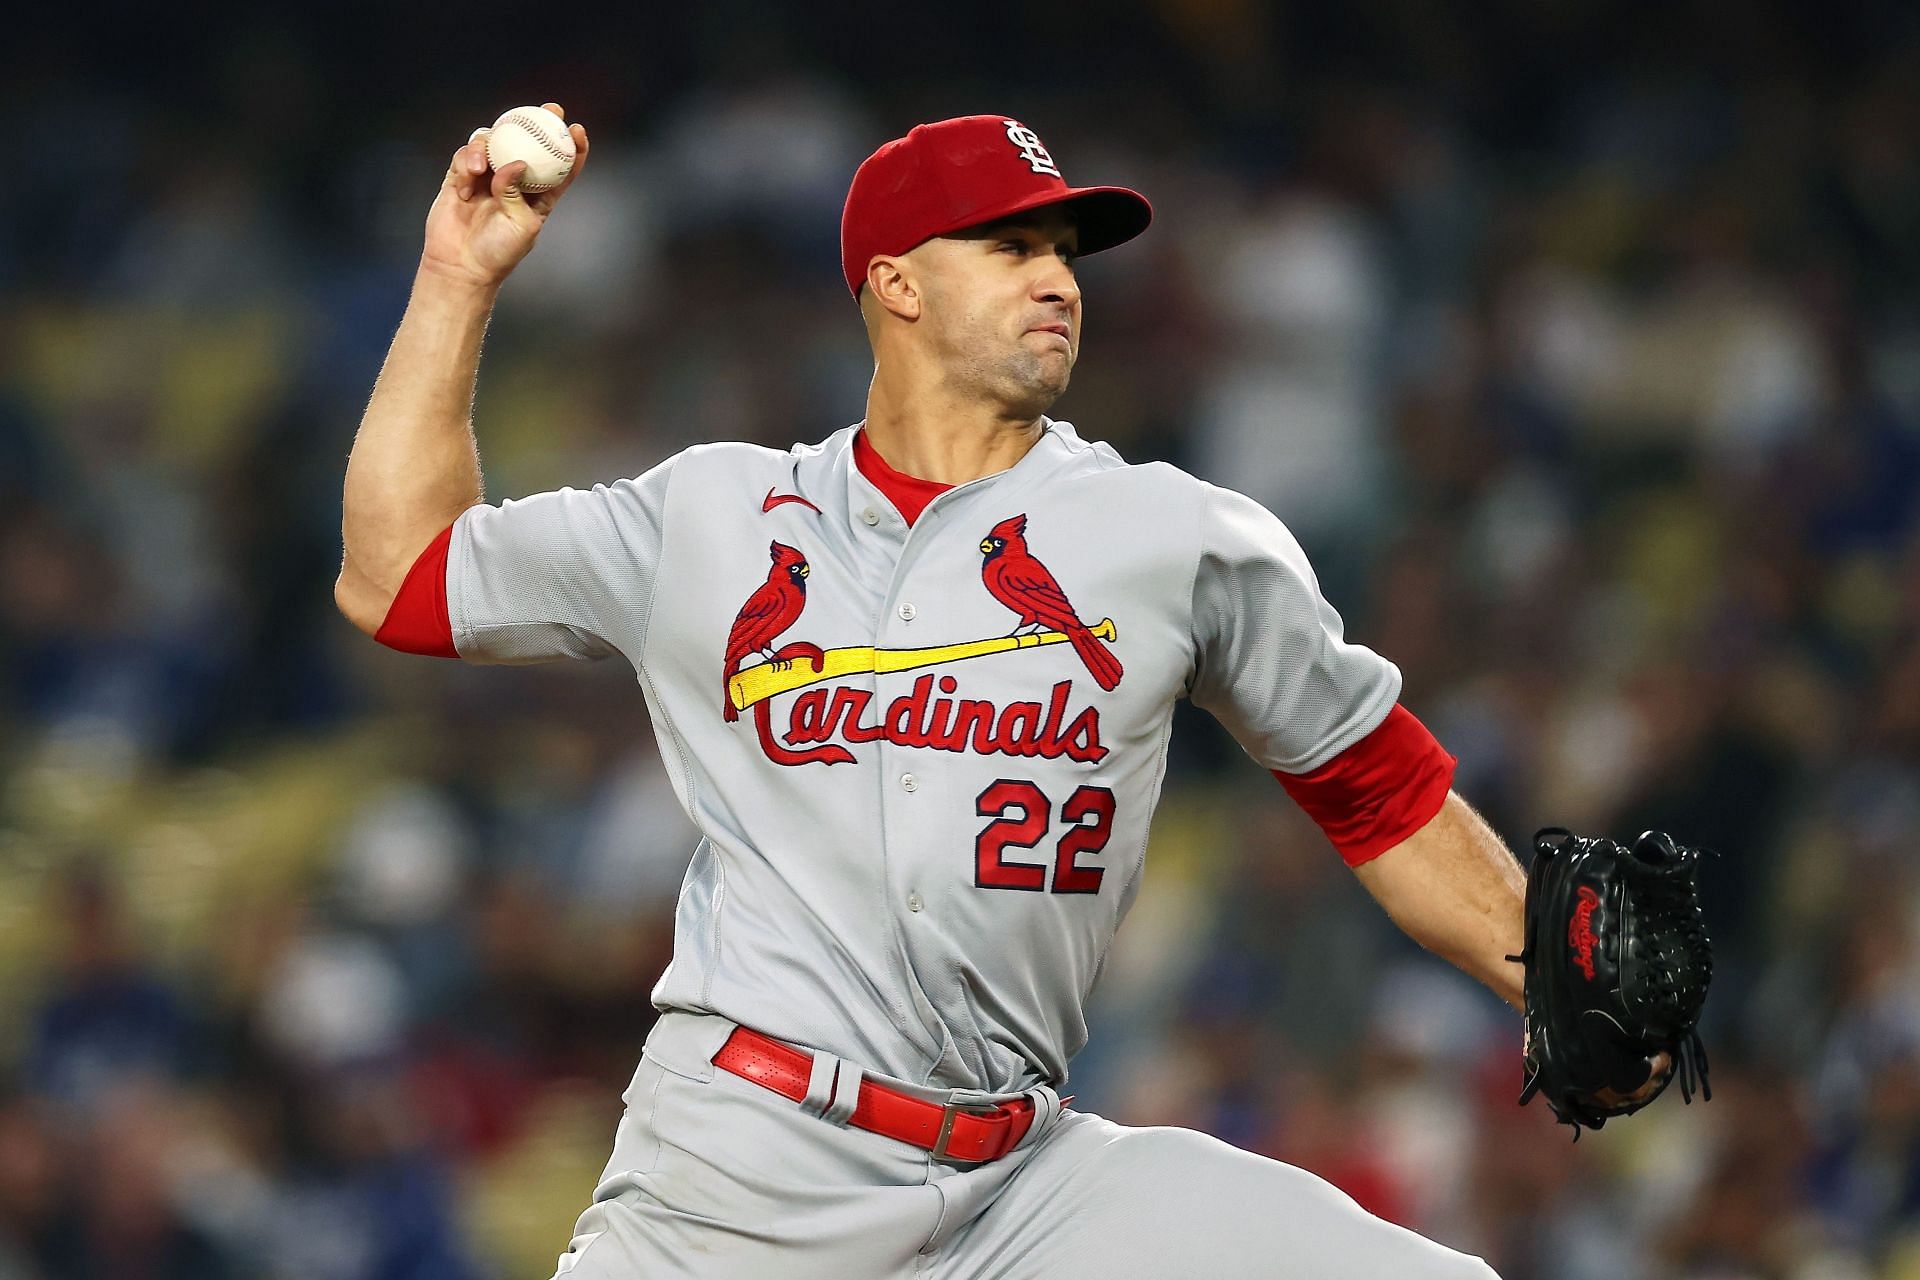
[551,1012,1499,1279]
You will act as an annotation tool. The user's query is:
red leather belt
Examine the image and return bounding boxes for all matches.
[713,1025,1038,1164]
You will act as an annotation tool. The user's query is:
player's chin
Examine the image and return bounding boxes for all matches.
[1023,329,1076,364]
[1005,361,1070,411]
[1017,342,1072,382]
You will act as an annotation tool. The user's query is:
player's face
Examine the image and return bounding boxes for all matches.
[919,209,1082,415]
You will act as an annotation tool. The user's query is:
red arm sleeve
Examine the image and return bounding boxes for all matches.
[373,524,459,659]
[1273,704,1457,867]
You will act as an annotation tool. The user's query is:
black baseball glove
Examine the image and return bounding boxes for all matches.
[1508,828,1713,1135]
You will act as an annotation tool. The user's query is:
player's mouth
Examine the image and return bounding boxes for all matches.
[1027,321,1071,346]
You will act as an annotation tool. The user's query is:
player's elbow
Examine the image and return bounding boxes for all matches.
[333,556,395,639]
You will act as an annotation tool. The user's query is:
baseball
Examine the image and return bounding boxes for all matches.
[485,106,576,192]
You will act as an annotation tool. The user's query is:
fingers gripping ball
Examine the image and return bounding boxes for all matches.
[486,106,576,192]
[1510,828,1715,1135]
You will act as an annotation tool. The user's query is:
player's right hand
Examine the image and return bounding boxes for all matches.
[420,103,590,290]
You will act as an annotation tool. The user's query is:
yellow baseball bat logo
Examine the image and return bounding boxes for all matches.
[728,619,1118,712]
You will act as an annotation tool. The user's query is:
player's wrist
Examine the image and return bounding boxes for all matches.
[414,255,508,301]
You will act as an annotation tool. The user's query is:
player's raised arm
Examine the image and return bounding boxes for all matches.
[335,103,591,636]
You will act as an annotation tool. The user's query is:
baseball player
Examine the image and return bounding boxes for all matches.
[337,106,1668,1278]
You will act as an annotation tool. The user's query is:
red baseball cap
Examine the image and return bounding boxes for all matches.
[841,115,1153,298]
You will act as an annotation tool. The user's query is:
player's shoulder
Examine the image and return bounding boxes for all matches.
[1045,421,1218,506]
[657,438,799,476]
[1047,425,1305,557]
[630,431,857,526]
[629,438,815,503]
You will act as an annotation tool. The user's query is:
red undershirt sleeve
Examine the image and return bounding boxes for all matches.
[1273,704,1457,867]
[373,523,459,659]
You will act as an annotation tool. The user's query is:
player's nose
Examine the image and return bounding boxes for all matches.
[1032,262,1080,311]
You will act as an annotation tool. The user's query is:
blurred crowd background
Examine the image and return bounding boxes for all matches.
[5,1,1920,1277]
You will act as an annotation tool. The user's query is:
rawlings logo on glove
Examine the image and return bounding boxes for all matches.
[1568,886,1601,980]
[1510,828,1714,1135]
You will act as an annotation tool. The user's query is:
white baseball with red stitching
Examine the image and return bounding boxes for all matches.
[485,106,576,192]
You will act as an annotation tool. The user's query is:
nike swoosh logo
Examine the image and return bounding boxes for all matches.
[763,488,822,515]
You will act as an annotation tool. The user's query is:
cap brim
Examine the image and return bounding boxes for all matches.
[939,184,1153,258]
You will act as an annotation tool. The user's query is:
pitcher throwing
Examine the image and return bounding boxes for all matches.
[337,105,1697,1278]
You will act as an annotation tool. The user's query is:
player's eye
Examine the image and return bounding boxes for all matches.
[999,240,1027,255]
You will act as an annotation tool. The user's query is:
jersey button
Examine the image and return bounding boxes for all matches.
[898,602,916,621]
[861,506,880,526]
[900,772,918,792]
[907,893,924,912]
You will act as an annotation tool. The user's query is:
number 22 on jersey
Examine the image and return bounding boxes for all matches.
[975,780,1116,894]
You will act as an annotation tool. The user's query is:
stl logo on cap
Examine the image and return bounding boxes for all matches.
[1003,120,1061,177]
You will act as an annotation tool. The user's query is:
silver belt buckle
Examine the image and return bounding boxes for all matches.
[931,1098,1000,1164]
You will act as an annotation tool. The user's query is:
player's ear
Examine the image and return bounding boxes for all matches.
[866,256,921,322]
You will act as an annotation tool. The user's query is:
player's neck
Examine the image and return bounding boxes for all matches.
[861,374,1046,486]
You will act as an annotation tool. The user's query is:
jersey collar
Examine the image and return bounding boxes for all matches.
[853,429,952,527]
[830,418,1076,540]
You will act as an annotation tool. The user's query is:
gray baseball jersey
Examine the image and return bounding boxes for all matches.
[448,417,1400,1094]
